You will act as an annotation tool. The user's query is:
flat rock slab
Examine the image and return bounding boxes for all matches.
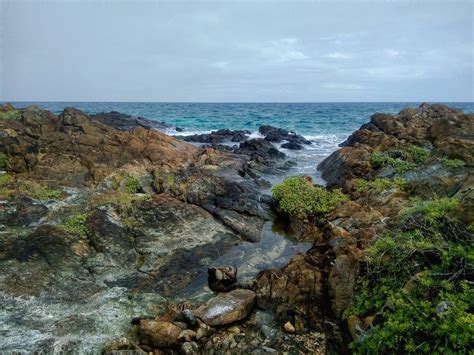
[194,289,256,326]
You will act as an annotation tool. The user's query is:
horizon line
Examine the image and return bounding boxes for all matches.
[3,100,474,104]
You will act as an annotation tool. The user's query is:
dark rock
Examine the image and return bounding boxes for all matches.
[208,266,238,292]
[259,125,311,145]
[90,111,175,132]
[281,141,303,150]
[178,129,250,143]
[139,320,182,348]
[236,138,286,161]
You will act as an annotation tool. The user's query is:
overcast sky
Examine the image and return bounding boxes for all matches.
[1,0,473,102]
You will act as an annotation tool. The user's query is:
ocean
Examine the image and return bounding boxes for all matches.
[7,102,474,183]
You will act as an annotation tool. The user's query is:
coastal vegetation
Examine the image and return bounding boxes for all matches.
[353,177,406,193]
[60,213,90,238]
[347,197,472,353]
[0,110,21,121]
[272,176,347,219]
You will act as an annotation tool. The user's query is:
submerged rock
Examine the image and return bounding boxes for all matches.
[208,266,238,293]
[194,289,256,326]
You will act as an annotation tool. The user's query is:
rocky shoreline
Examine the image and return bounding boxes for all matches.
[0,103,472,354]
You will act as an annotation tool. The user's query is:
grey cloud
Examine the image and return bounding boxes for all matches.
[1,0,472,102]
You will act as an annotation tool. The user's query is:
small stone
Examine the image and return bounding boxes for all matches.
[178,329,196,342]
[283,321,296,334]
[436,301,454,314]
[182,309,198,327]
[208,266,238,292]
[196,327,209,340]
[227,325,240,334]
[181,341,199,355]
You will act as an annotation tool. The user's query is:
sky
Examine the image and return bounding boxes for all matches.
[0,0,473,102]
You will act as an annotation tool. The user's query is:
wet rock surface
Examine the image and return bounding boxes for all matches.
[194,289,256,326]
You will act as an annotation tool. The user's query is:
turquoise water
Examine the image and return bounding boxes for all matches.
[7,102,474,181]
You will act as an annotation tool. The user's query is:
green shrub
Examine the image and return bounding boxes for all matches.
[0,152,8,170]
[0,110,21,121]
[272,176,347,219]
[407,145,430,164]
[404,197,460,224]
[371,151,416,173]
[354,177,406,193]
[60,213,90,238]
[347,203,473,354]
[0,173,15,199]
[124,176,141,193]
[442,158,466,169]
[0,173,14,187]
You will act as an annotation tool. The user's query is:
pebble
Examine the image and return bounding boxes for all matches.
[283,321,296,334]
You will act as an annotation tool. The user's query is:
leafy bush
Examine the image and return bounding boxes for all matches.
[442,158,466,169]
[404,197,460,225]
[0,173,14,187]
[0,152,8,170]
[347,198,472,353]
[407,145,430,164]
[124,176,142,193]
[0,173,14,199]
[0,110,21,121]
[60,213,90,238]
[371,151,416,173]
[354,177,406,193]
[272,176,347,219]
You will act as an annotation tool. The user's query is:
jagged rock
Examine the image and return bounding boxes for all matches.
[194,289,256,326]
[328,254,359,318]
[281,141,303,150]
[236,138,285,160]
[178,128,250,143]
[208,266,238,292]
[139,320,183,348]
[259,125,311,145]
[0,106,198,186]
[90,111,177,132]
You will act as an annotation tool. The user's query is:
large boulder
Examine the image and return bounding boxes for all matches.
[194,289,256,326]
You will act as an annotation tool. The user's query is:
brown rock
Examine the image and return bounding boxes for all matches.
[139,320,182,348]
[328,254,359,318]
[194,289,256,326]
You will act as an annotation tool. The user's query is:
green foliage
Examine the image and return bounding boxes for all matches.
[18,181,63,200]
[0,152,8,170]
[60,213,90,238]
[124,176,142,193]
[0,110,21,121]
[0,173,14,199]
[354,177,406,193]
[347,199,473,354]
[407,145,430,164]
[0,173,14,187]
[272,176,348,219]
[404,197,460,224]
[442,158,466,169]
[371,151,416,173]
